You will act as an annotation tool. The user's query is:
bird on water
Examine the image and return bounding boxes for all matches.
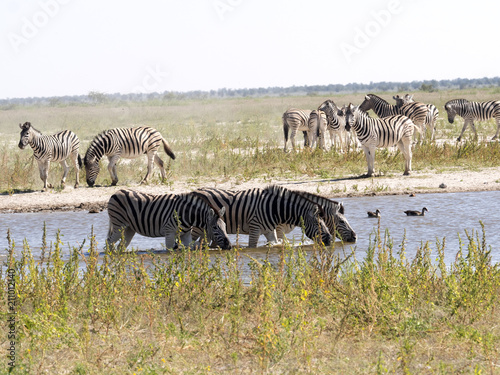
[404,207,428,216]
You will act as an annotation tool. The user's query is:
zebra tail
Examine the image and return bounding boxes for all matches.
[162,138,176,160]
[77,154,83,168]
[283,115,289,142]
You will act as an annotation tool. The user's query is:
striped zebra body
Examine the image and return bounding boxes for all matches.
[84,126,176,186]
[318,100,353,151]
[18,122,82,190]
[282,108,311,151]
[192,185,332,248]
[345,104,416,176]
[307,110,328,150]
[444,99,500,141]
[395,94,439,140]
[106,189,231,250]
[276,190,357,243]
[360,94,427,128]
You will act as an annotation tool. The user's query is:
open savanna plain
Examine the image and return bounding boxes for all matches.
[1,88,500,373]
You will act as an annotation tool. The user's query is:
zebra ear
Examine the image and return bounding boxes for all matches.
[339,203,345,215]
[364,95,370,100]
[393,95,399,100]
[218,207,225,217]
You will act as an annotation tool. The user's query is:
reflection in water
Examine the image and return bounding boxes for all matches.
[1,191,499,281]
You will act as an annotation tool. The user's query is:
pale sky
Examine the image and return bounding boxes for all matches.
[1,0,499,99]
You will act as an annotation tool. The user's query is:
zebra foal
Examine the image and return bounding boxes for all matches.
[84,126,175,187]
[444,98,500,141]
[192,185,332,248]
[106,189,231,250]
[345,104,417,176]
[18,122,82,190]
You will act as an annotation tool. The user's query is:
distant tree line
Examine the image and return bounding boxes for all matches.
[2,76,500,108]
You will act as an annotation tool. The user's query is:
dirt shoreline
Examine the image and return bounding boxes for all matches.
[1,167,499,213]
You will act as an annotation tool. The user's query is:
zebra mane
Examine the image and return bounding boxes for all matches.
[446,98,469,107]
[359,94,393,112]
[84,129,112,161]
[20,122,42,135]
[190,190,224,218]
[264,185,326,217]
[291,189,343,213]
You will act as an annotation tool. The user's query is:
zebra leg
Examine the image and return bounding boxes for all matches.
[38,160,52,190]
[70,151,80,188]
[60,160,69,188]
[107,225,135,250]
[154,154,167,181]
[362,146,375,177]
[289,129,298,150]
[263,230,280,245]
[179,230,193,249]
[493,117,500,140]
[107,155,120,185]
[140,152,156,184]
[397,140,412,176]
[247,225,262,248]
[457,119,470,142]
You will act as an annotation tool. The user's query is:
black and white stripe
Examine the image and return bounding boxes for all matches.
[18,122,82,190]
[106,189,231,250]
[318,100,352,151]
[84,126,176,186]
[345,104,417,176]
[307,110,328,150]
[394,94,439,140]
[192,185,333,247]
[282,108,311,151]
[444,98,500,141]
[360,94,427,129]
[276,190,357,243]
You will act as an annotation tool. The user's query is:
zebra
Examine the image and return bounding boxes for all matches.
[275,190,357,243]
[191,185,333,248]
[18,122,82,190]
[360,94,427,129]
[307,110,328,150]
[394,94,439,140]
[282,108,311,151]
[84,126,175,187]
[318,100,353,151]
[444,98,500,141]
[345,103,418,176]
[106,189,231,250]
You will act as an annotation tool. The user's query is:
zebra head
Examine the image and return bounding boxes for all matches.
[444,99,467,124]
[205,206,231,250]
[344,103,359,132]
[83,153,100,187]
[318,100,345,130]
[393,95,404,108]
[297,202,332,246]
[18,122,33,149]
[327,203,357,243]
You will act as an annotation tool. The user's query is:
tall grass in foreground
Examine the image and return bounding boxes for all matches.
[1,224,499,374]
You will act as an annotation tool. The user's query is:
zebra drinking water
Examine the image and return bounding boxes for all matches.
[444,98,500,141]
[18,122,82,190]
[84,126,175,187]
[282,108,311,151]
[191,185,333,248]
[106,189,231,250]
[345,104,418,176]
[275,190,357,243]
[394,94,439,140]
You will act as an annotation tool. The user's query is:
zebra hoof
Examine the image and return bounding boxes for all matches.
[111,181,118,186]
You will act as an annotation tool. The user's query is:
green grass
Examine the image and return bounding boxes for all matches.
[1,223,499,373]
[2,88,500,192]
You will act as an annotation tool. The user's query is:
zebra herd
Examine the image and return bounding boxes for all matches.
[283,95,500,176]
[15,94,500,250]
